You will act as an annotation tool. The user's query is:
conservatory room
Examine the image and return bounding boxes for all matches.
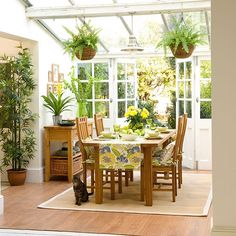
[0,0,235,236]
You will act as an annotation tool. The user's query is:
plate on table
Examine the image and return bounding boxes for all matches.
[160,130,170,133]
[98,134,116,140]
[58,120,75,126]
[145,135,163,140]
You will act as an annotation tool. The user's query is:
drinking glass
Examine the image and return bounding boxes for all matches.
[113,124,120,139]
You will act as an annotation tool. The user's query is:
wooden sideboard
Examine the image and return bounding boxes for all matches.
[44,122,92,182]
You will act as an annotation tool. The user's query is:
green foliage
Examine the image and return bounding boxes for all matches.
[157,17,206,55]
[42,92,74,116]
[0,46,37,171]
[167,90,176,129]
[137,57,175,101]
[63,21,100,60]
[64,66,95,104]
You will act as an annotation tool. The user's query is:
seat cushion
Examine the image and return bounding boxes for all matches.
[152,142,175,166]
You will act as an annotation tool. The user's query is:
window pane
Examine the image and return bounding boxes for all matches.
[78,63,92,80]
[127,64,135,80]
[127,82,135,98]
[94,82,109,99]
[179,63,184,80]
[185,101,192,118]
[117,63,125,80]
[127,100,135,108]
[94,63,108,80]
[200,101,211,119]
[87,102,93,118]
[186,61,192,80]
[185,81,192,98]
[118,82,126,99]
[118,101,125,118]
[178,101,184,116]
[178,82,184,98]
[95,101,109,118]
[200,60,211,78]
[200,80,211,99]
[81,82,92,99]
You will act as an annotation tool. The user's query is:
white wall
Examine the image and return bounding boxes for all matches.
[212,1,236,235]
[0,0,73,183]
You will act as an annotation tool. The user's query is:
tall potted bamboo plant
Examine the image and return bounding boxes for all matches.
[0,46,37,186]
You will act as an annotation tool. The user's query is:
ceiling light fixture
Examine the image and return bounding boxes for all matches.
[121,14,144,52]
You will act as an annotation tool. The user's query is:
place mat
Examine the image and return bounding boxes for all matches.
[38,172,212,216]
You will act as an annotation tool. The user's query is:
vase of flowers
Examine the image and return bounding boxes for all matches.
[125,106,149,131]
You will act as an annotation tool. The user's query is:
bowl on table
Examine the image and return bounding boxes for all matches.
[156,126,168,132]
[121,133,139,141]
[145,130,160,139]
[100,131,114,138]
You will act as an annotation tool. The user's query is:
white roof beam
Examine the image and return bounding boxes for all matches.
[26,1,211,19]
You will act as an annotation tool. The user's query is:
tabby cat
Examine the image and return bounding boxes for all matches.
[73,175,93,205]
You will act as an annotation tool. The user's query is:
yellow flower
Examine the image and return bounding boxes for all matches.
[125,111,130,118]
[141,108,149,119]
[128,106,136,111]
[130,110,137,116]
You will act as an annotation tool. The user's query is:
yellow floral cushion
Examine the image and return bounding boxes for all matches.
[152,142,175,166]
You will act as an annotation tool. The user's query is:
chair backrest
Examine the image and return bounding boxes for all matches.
[94,113,104,136]
[76,117,89,160]
[179,113,188,154]
[172,116,184,161]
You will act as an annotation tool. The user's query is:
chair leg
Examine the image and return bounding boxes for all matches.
[129,170,134,181]
[105,170,109,183]
[110,171,115,200]
[125,170,129,186]
[90,169,95,194]
[178,160,181,189]
[180,154,183,185]
[118,170,122,193]
[171,166,176,202]
[83,163,87,186]
[174,166,177,196]
[140,166,144,201]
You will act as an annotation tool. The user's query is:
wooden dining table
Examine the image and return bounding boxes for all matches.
[82,130,175,206]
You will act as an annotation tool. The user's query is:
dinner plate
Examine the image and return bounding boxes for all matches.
[160,130,170,133]
[98,135,116,140]
[145,135,163,140]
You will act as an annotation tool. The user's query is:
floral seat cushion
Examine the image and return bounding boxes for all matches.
[152,142,175,166]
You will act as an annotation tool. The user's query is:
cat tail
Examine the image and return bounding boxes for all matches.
[88,192,94,196]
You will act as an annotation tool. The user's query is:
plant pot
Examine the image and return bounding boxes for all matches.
[75,47,96,61]
[76,102,87,117]
[7,169,27,186]
[53,115,62,125]
[170,44,195,59]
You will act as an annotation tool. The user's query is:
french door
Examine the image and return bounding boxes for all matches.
[176,56,212,170]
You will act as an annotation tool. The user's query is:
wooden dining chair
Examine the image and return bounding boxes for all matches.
[76,117,122,199]
[177,113,188,188]
[94,113,134,186]
[94,113,104,136]
[141,116,183,202]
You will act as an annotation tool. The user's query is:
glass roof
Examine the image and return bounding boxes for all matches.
[26,0,211,55]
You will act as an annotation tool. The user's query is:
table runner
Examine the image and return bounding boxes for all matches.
[99,143,143,170]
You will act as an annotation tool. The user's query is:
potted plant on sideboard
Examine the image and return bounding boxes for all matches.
[157,17,206,58]
[63,21,101,60]
[42,92,74,125]
[0,46,38,186]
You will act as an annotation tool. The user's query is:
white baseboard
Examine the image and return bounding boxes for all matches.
[0,195,4,215]
[212,226,236,236]
[26,167,44,183]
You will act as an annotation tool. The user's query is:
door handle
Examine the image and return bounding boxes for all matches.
[196,97,199,103]
[109,98,113,103]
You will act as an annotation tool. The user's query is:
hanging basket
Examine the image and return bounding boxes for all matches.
[170,44,195,59]
[75,47,96,61]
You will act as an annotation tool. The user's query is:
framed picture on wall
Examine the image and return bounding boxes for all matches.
[59,73,64,82]
[47,84,53,95]
[48,71,52,82]
[53,84,58,95]
[52,64,59,82]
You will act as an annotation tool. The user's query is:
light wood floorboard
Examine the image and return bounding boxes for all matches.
[0,171,212,236]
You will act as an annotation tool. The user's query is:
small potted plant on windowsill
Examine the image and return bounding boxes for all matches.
[157,17,206,58]
[42,92,74,125]
[63,21,101,61]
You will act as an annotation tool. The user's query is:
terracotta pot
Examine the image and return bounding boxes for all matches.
[7,169,27,186]
[75,47,96,61]
[170,44,195,59]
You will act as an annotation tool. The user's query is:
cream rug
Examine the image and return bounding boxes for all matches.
[38,173,212,216]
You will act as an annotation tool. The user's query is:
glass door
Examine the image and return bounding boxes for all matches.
[176,58,195,169]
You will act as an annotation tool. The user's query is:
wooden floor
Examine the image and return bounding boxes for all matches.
[0,172,212,236]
